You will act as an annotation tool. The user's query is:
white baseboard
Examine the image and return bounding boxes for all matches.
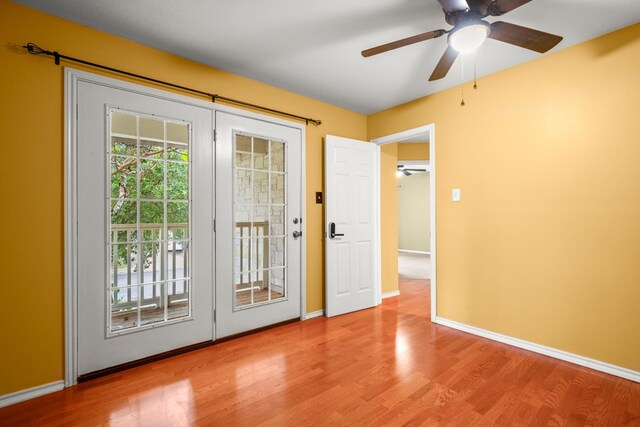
[303,309,324,320]
[0,380,65,408]
[434,317,640,384]
[398,249,430,255]
[382,290,400,299]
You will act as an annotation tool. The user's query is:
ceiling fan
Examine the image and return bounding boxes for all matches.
[397,165,428,176]
[362,0,563,81]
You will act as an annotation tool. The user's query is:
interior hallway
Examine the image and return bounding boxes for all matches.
[1,280,638,425]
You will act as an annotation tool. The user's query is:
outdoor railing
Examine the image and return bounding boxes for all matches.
[110,221,270,310]
[110,223,189,310]
[235,221,269,292]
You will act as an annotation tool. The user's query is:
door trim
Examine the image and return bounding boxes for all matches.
[370,124,436,321]
[64,68,78,387]
[65,68,306,386]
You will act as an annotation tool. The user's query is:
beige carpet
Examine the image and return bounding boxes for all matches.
[398,251,431,280]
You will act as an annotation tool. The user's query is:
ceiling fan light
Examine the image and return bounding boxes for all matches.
[449,23,490,53]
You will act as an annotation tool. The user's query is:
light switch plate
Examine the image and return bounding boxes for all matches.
[452,188,461,202]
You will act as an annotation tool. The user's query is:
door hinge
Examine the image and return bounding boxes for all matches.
[213,129,217,143]
[213,219,216,233]
[213,309,216,323]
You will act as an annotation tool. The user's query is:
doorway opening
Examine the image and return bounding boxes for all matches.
[371,124,436,320]
[397,158,431,281]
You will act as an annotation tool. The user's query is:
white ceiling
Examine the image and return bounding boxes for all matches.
[14,0,640,114]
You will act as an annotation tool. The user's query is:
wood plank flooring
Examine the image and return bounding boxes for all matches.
[2,279,639,426]
[236,288,284,307]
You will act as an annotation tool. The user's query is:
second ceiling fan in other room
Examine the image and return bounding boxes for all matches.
[362,0,563,81]
[398,165,428,176]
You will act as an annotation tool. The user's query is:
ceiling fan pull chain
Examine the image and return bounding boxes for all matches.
[460,54,465,106]
[473,52,478,90]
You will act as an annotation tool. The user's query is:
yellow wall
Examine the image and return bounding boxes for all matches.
[0,0,366,395]
[397,143,429,161]
[380,144,398,293]
[370,23,640,372]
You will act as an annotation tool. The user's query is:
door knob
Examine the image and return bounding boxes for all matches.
[329,222,344,239]
[293,230,302,239]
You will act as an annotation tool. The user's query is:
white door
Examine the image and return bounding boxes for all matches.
[215,111,302,338]
[325,135,377,317]
[77,81,214,376]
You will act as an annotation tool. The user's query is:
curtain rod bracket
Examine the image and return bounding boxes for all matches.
[22,42,322,126]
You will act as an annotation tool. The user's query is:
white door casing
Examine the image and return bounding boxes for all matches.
[215,111,303,338]
[325,135,378,317]
[76,80,214,375]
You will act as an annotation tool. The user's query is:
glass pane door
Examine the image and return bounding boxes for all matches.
[215,111,302,339]
[108,110,191,334]
[76,76,213,377]
[233,133,287,309]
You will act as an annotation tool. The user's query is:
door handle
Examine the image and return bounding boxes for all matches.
[293,230,302,239]
[329,222,344,239]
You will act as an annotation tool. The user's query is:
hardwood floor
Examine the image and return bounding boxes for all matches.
[2,279,639,426]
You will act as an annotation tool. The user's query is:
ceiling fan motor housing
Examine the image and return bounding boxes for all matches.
[444,0,493,25]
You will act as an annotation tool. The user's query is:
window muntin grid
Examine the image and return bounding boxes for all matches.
[233,133,287,309]
[107,109,192,334]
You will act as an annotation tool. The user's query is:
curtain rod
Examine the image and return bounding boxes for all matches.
[23,43,322,126]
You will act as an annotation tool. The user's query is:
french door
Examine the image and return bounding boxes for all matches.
[72,72,303,378]
[215,112,302,338]
[76,80,214,376]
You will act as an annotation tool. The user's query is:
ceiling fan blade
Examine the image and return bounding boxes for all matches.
[489,21,563,53]
[437,0,470,14]
[429,45,459,81]
[362,30,446,57]
[488,0,531,16]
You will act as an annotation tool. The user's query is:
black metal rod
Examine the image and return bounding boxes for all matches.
[23,43,322,126]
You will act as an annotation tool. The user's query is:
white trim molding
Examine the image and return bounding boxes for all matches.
[382,290,400,299]
[435,317,640,383]
[64,68,78,387]
[0,381,64,409]
[372,127,431,144]
[303,310,325,320]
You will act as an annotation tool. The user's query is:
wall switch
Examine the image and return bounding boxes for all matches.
[452,188,461,202]
[315,192,323,204]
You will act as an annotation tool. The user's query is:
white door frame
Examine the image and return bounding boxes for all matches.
[64,68,306,386]
[370,124,436,321]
